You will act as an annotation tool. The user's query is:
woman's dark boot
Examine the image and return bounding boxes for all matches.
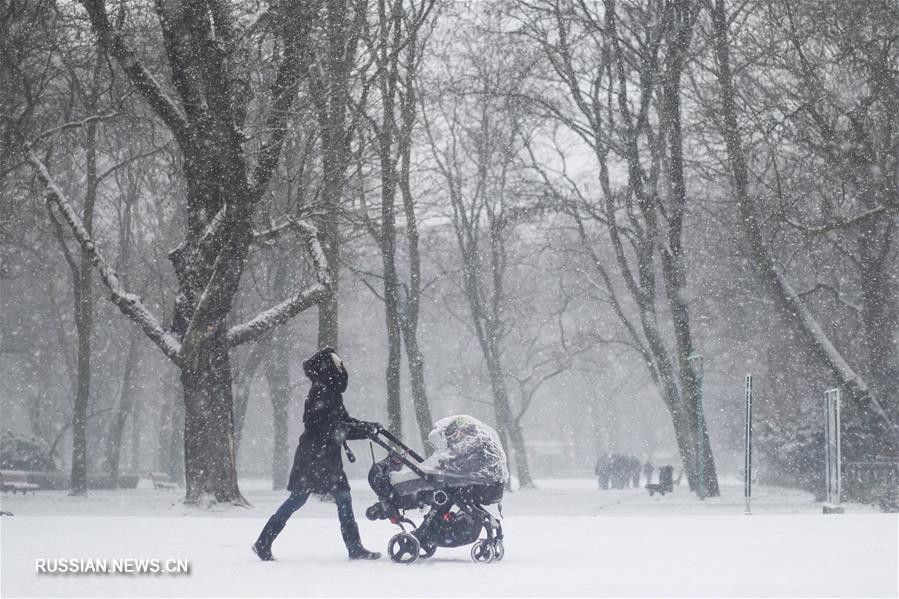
[252,516,286,561]
[340,519,382,560]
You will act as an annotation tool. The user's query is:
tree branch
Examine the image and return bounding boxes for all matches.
[79,0,192,148]
[28,149,183,364]
[227,219,330,347]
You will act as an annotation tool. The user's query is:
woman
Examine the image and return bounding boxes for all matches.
[252,347,381,561]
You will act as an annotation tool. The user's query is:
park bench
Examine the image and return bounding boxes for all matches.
[150,472,178,491]
[0,470,40,495]
[646,465,674,496]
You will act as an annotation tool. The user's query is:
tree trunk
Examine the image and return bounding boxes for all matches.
[401,326,434,451]
[70,297,90,496]
[385,298,403,435]
[265,328,292,490]
[316,0,357,350]
[484,336,535,488]
[397,9,434,449]
[130,397,141,475]
[380,164,403,436]
[69,114,99,496]
[657,5,719,496]
[105,330,141,484]
[180,329,246,505]
[169,398,185,485]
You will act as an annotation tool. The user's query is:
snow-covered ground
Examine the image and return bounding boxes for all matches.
[2,478,896,597]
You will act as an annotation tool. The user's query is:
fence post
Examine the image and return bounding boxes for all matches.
[823,388,844,514]
[744,374,752,515]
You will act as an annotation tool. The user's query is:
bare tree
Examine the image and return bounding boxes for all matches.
[515,0,719,495]
[354,0,437,441]
[300,0,370,348]
[423,17,537,486]
[708,0,899,456]
[25,1,332,504]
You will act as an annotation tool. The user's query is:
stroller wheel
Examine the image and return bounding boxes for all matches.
[492,540,504,561]
[388,533,420,564]
[471,540,495,564]
[419,542,437,559]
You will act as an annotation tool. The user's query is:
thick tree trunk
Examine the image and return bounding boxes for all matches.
[316,0,356,350]
[381,179,403,436]
[180,330,246,505]
[657,10,719,496]
[317,225,340,349]
[69,115,99,496]
[70,279,91,496]
[385,304,402,436]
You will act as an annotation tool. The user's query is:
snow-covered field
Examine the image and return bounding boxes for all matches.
[2,479,896,598]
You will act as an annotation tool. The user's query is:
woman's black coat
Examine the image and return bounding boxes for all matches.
[287,347,371,496]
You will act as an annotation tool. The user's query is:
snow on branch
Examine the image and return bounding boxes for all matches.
[226,283,328,347]
[252,218,330,286]
[28,150,183,365]
[227,219,331,347]
[782,206,889,235]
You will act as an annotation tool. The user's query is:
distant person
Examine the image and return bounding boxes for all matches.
[595,453,611,490]
[252,347,382,561]
[643,462,654,486]
[630,456,641,488]
[659,465,675,493]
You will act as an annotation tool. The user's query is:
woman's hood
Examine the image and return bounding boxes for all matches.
[302,346,349,392]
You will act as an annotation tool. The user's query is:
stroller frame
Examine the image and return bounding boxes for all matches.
[366,427,505,564]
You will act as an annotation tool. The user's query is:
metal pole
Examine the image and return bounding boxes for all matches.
[835,391,841,504]
[744,374,752,514]
[688,351,705,500]
[824,391,833,504]
[824,388,843,513]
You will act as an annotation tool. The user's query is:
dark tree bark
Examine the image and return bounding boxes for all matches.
[68,97,101,496]
[311,0,367,349]
[265,326,292,490]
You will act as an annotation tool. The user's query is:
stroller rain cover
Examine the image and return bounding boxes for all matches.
[418,414,509,485]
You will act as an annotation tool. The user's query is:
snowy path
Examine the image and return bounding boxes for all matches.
[2,480,896,597]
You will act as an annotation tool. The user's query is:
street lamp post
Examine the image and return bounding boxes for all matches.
[687,351,705,500]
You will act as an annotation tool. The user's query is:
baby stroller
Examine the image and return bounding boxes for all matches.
[364,415,507,564]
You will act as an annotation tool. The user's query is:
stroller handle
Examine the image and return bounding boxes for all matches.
[370,426,425,463]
